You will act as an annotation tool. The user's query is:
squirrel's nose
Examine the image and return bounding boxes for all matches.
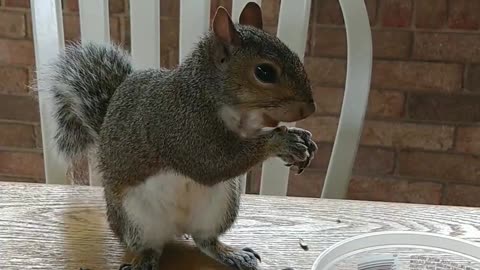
[300,100,316,118]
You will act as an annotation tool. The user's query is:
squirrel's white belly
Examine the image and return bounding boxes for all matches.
[122,171,235,248]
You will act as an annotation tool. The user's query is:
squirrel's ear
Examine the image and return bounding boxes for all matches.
[239,2,263,29]
[212,7,241,46]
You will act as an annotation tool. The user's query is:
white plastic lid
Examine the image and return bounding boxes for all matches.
[311,231,480,270]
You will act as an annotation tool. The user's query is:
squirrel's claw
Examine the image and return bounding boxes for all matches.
[118,264,131,270]
[277,127,317,174]
[242,247,261,262]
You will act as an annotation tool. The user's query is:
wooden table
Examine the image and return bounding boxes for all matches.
[1,182,479,270]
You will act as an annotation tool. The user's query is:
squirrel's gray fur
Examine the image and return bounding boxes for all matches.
[41,5,317,270]
[42,42,132,159]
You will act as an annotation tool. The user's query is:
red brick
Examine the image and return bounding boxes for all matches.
[312,87,343,115]
[455,127,480,155]
[312,87,404,118]
[119,16,131,50]
[261,0,280,26]
[0,150,45,178]
[361,121,454,150]
[25,12,32,39]
[0,122,36,148]
[315,0,344,25]
[413,32,480,63]
[315,0,377,26]
[348,176,442,204]
[304,57,346,87]
[210,0,232,20]
[4,0,29,8]
[408,93,480,123]
[448,0,480,30]
[444,184,480,207]
[311,27,345,57]
[0,39,34,66]
[62,0,79,12]
[365,0,378,26]
[109,16,121,44]
[0,94,39,122]
[415,0,447,29]
[353,146,395,175]
[302,142,395,175]
[307,143,332,170]
[372,61,463,92]
[0,66,28,94]
[379,0,412,27]
[299,116,454,150]
[296,116,338,143]
[62,14,121,43]
[246,164,262,194]
[160,17,179,68]
[263,25,277,36]
[0,11,26,38]
[287,169,324,197]
[0,175,44,183]
[466,64,480,92]
[161,0,179,18]
[34,124,42,148]
[312,28,411,59]
[63,0,125,14]
[367,90,405,118]
[398,151,480,184]
[108,0,125,14]
[372,30,412,59]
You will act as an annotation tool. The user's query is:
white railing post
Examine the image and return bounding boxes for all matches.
[79,0,110,44]
[30,0,69,184]
[130,0,161,69]
[78,0,111,186]
[179,0,211,63]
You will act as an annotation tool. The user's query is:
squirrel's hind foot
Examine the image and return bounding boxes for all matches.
[118,249,161,270]
[195,237,261,270]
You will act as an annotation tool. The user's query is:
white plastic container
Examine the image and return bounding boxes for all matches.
[311,231,480,270]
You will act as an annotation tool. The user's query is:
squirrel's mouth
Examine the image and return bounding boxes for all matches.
[261,113,280,127]
[264,101,316,124]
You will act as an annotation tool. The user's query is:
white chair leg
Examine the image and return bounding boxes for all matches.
[179,0,210,62]
[130,0,161,70]
[30,0,69,184]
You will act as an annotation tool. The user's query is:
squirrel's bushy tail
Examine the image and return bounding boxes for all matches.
[41,42,133,159]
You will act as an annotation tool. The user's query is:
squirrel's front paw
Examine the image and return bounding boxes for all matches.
[221,247,261,270]
[274,127,318,174]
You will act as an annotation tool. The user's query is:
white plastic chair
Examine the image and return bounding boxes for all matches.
[31,0,372,200]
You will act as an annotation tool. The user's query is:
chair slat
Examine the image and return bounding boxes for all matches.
[30,0,69,184]
[78,0,110,186]
[179,0,210,62]
[321,0,373,199]
[231,0,261,194]
[129,0,161,69]
[259,0,311,196]
[79,0,110,44]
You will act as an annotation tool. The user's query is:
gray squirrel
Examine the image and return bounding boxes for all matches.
[41,3,317,270]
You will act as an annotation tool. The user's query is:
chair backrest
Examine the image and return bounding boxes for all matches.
[30,0,372,199]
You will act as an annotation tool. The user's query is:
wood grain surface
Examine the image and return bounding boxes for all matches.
[0,182,479,270]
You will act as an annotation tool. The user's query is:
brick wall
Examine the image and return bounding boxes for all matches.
[0,0,479,206]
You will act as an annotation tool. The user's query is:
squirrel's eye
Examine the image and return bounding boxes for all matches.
[254,64,277,84]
